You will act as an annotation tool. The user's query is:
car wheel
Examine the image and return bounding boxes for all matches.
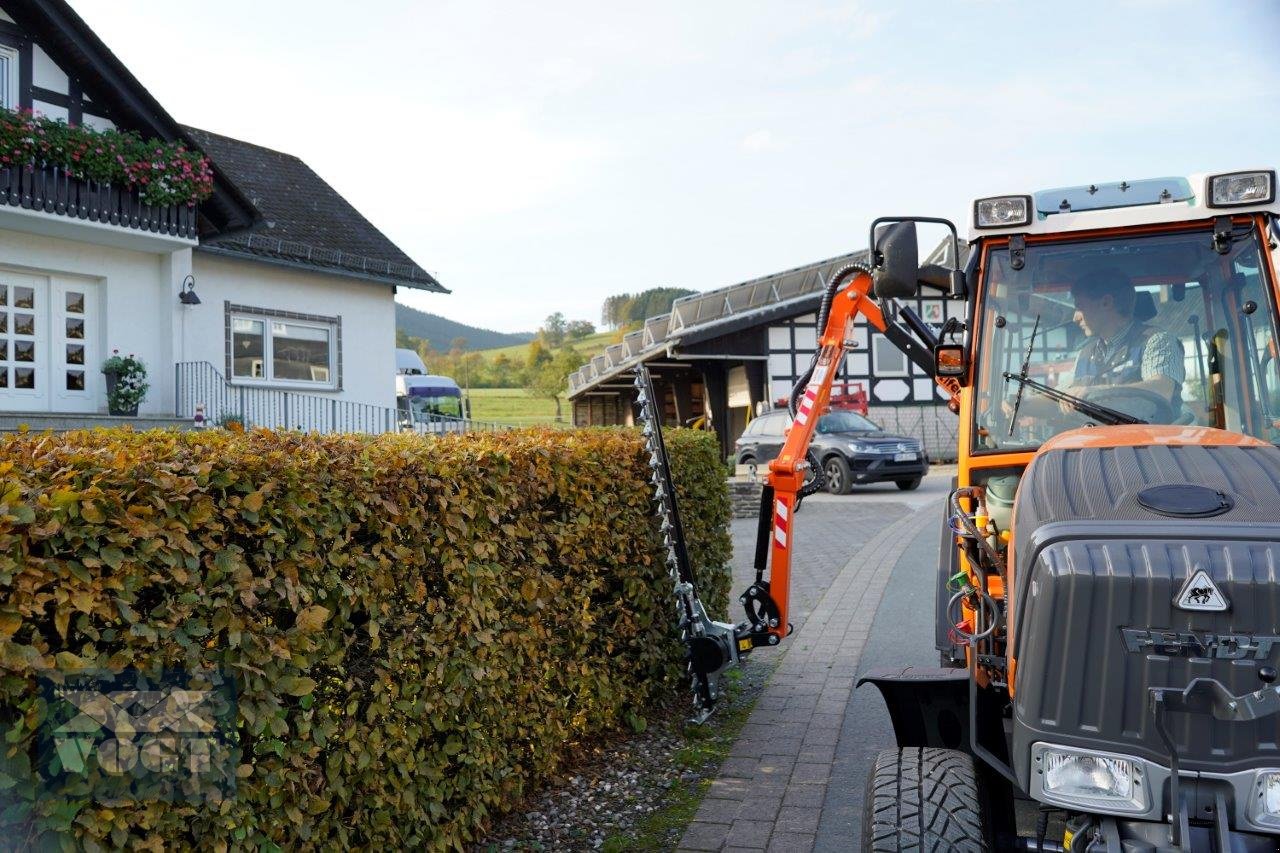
[896,477,922,491]
[824,456,852,495]
[740,454,757,476]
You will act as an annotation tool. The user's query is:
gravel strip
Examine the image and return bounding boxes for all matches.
[473,656,775,852]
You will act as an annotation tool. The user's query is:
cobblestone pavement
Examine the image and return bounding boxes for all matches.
[676,471,950,852]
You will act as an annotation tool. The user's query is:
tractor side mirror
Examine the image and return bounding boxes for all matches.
[872,221,919,300]
[934,344,967,383]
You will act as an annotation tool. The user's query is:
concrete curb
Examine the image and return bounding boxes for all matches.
[677,505,932,852]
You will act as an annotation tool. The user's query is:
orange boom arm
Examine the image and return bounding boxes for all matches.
[740,269,960,645]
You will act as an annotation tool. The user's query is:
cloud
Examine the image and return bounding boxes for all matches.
[741,130,777,152]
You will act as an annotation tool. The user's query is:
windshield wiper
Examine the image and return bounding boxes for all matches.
[1005,315,1041,436]
[1002,373,1146,427]
[1003,313,1146,429]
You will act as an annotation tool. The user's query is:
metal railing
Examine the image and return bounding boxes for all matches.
[175,361,512,435]
[668,248,872,332]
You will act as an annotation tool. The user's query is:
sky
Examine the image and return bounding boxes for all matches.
[70,0,1280,334]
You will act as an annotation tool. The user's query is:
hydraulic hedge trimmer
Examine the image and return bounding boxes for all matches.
[633,259,961,723]
[633,364,743,723]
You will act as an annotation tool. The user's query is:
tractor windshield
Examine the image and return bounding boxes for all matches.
[973,222,1280,452]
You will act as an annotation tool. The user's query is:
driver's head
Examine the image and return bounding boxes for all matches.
[1070,268,1135,339]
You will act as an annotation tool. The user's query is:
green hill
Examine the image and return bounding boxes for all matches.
[395,303,533,351]
[476,329,623,362]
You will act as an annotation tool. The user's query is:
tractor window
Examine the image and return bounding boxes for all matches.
[973,224,1280,452]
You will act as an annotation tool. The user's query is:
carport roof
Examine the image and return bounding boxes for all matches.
[568,248,872,398]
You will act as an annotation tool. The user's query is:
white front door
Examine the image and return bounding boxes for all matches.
[0,271,99,413]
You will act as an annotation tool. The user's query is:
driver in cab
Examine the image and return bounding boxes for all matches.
[1006,268,1185,421]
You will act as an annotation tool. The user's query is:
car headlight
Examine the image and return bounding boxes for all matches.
[847,442,871,453]
[1250,770,1280,829]
[1036,745,1146,814]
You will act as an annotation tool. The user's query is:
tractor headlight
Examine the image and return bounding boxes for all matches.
[1249,770,1280,829]
[974,195,1032,229]
[1206,170,1275,208]
[1035,745,1146,814]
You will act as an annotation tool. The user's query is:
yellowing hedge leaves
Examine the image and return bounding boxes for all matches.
[0,426,730,850]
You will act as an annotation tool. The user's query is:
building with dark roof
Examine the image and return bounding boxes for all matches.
[568,244,965,462]
[184,127,444,293]
[0,0,443,427]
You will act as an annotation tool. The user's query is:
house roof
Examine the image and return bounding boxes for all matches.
[184,127,446,293]
[4,0,260,237]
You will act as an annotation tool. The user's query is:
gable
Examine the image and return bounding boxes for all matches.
[0,0,259,237]
[0,5,114,129]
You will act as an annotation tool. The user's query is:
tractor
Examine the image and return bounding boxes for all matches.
[636,169,1280,850]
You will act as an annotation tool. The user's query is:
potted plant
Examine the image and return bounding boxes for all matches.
[101,350,149,416]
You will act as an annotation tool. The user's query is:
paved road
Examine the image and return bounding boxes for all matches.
[814,516,938,849]
[679,470,950,852]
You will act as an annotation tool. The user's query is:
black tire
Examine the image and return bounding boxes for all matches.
[862,747,989,852]
[740,454,757,475]
[824,455,852,495]
[896,477,923,491]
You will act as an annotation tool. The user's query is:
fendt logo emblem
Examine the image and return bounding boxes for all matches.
[1174,569,1229,612]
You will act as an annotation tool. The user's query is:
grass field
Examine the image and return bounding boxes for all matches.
[465,387,572,427]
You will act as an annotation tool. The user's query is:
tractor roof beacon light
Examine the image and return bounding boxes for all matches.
[1207,170,1275,208]
[974,195,1032,229]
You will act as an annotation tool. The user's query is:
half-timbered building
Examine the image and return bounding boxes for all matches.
[567,244,965,461]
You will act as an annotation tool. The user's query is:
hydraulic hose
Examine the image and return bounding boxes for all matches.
[949,487,1006,585]
[786,261,872,502]
[788,261,873,418]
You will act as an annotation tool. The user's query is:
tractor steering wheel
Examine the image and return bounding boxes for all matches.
[1080,385,1174,425]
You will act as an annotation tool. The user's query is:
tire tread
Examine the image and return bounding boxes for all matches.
[861,747,987,852]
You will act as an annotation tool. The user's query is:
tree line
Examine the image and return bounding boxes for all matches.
[394,285,703,421]
[601,287,697,329]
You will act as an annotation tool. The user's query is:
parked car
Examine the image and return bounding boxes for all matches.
[733,408,928,494]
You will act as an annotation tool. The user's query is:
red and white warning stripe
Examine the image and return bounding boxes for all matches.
[774,499,789,547]
[794,387,818,426]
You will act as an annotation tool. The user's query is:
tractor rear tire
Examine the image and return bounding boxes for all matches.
[862,747,989,852]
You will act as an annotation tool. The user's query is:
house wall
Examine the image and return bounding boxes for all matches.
[0,225,187,415]
[188,252,396,409]
[765,296,965,406]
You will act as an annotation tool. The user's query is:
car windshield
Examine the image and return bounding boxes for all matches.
[974,224,1280,452]
[818,410,879,433]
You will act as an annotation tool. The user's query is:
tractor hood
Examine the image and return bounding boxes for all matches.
[1008,426,1280,793]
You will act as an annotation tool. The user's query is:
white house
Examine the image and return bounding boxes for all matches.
[0,0,446,430]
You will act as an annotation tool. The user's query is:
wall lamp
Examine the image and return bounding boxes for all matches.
[179,274,201,306]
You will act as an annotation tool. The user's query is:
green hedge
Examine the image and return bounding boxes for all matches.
[0,427,730,850]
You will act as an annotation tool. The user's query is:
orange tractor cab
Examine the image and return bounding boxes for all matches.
[637,170,1280,850]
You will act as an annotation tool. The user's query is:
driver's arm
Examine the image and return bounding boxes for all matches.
[1124,330,1184,400]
